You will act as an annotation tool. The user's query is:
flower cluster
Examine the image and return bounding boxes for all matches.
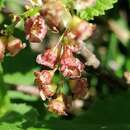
[27,1,96,115]
[0,0,96,115]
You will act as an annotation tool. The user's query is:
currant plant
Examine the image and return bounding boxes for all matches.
[0,0,118,116]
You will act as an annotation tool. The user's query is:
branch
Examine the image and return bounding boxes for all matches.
[80,45,129,90]
[80,43,100,69]
[87,66,128,90]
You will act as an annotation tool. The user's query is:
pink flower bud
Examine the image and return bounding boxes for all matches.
[0,36,6,61]
[68,16,96,41]
[60,47,84,78]
[36,48,58,69]
[70,78,88,98]
[25,16,47,43]
[48,94,67,115]
[7,36,25,56]
[63,37,81,53]
[34,70,55,86]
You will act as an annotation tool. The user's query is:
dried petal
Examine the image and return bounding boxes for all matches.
[25,16,47,43]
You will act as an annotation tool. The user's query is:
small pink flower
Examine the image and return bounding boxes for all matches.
[36,49,58,69]
[7,36,25,56]
[25,15,47,43]
[74,21,95,41]
[68,16,96,41]
[34,70,55,86]
[48,94,67,115]
[60,47,84,78]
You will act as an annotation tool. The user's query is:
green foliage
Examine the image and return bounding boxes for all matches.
[62,0,73,8]
[1,92,130,130]
[0,0,5,9]
[2,48,39,85]
[0,104,39,130]
[62,0,118,20]
[79,0,118,20]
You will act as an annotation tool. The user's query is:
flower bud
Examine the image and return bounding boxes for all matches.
[25,15,47,43]
[70,78,88,98]
[60,47,84,78]
[63,37,81,53]
[36,48,58,69]
[0,36,6,61]
[48,94,67,115]
[68,16,96,41]
[39,84,57,100]
[34,69,55,86]
[7,36,25,56]
[40,0,72,31]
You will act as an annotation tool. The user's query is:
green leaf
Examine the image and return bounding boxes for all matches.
[8,91,38,102]
[79,0,118,20]
[2,48,39,85]
[0,104,39,129]
[0,123,23,130]
[3,68,37,85]
[62,0,73,8]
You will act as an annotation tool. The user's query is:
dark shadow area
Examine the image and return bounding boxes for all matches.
[2,47,38,74]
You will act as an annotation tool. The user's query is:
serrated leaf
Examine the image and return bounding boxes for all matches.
[80,0,118,20]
